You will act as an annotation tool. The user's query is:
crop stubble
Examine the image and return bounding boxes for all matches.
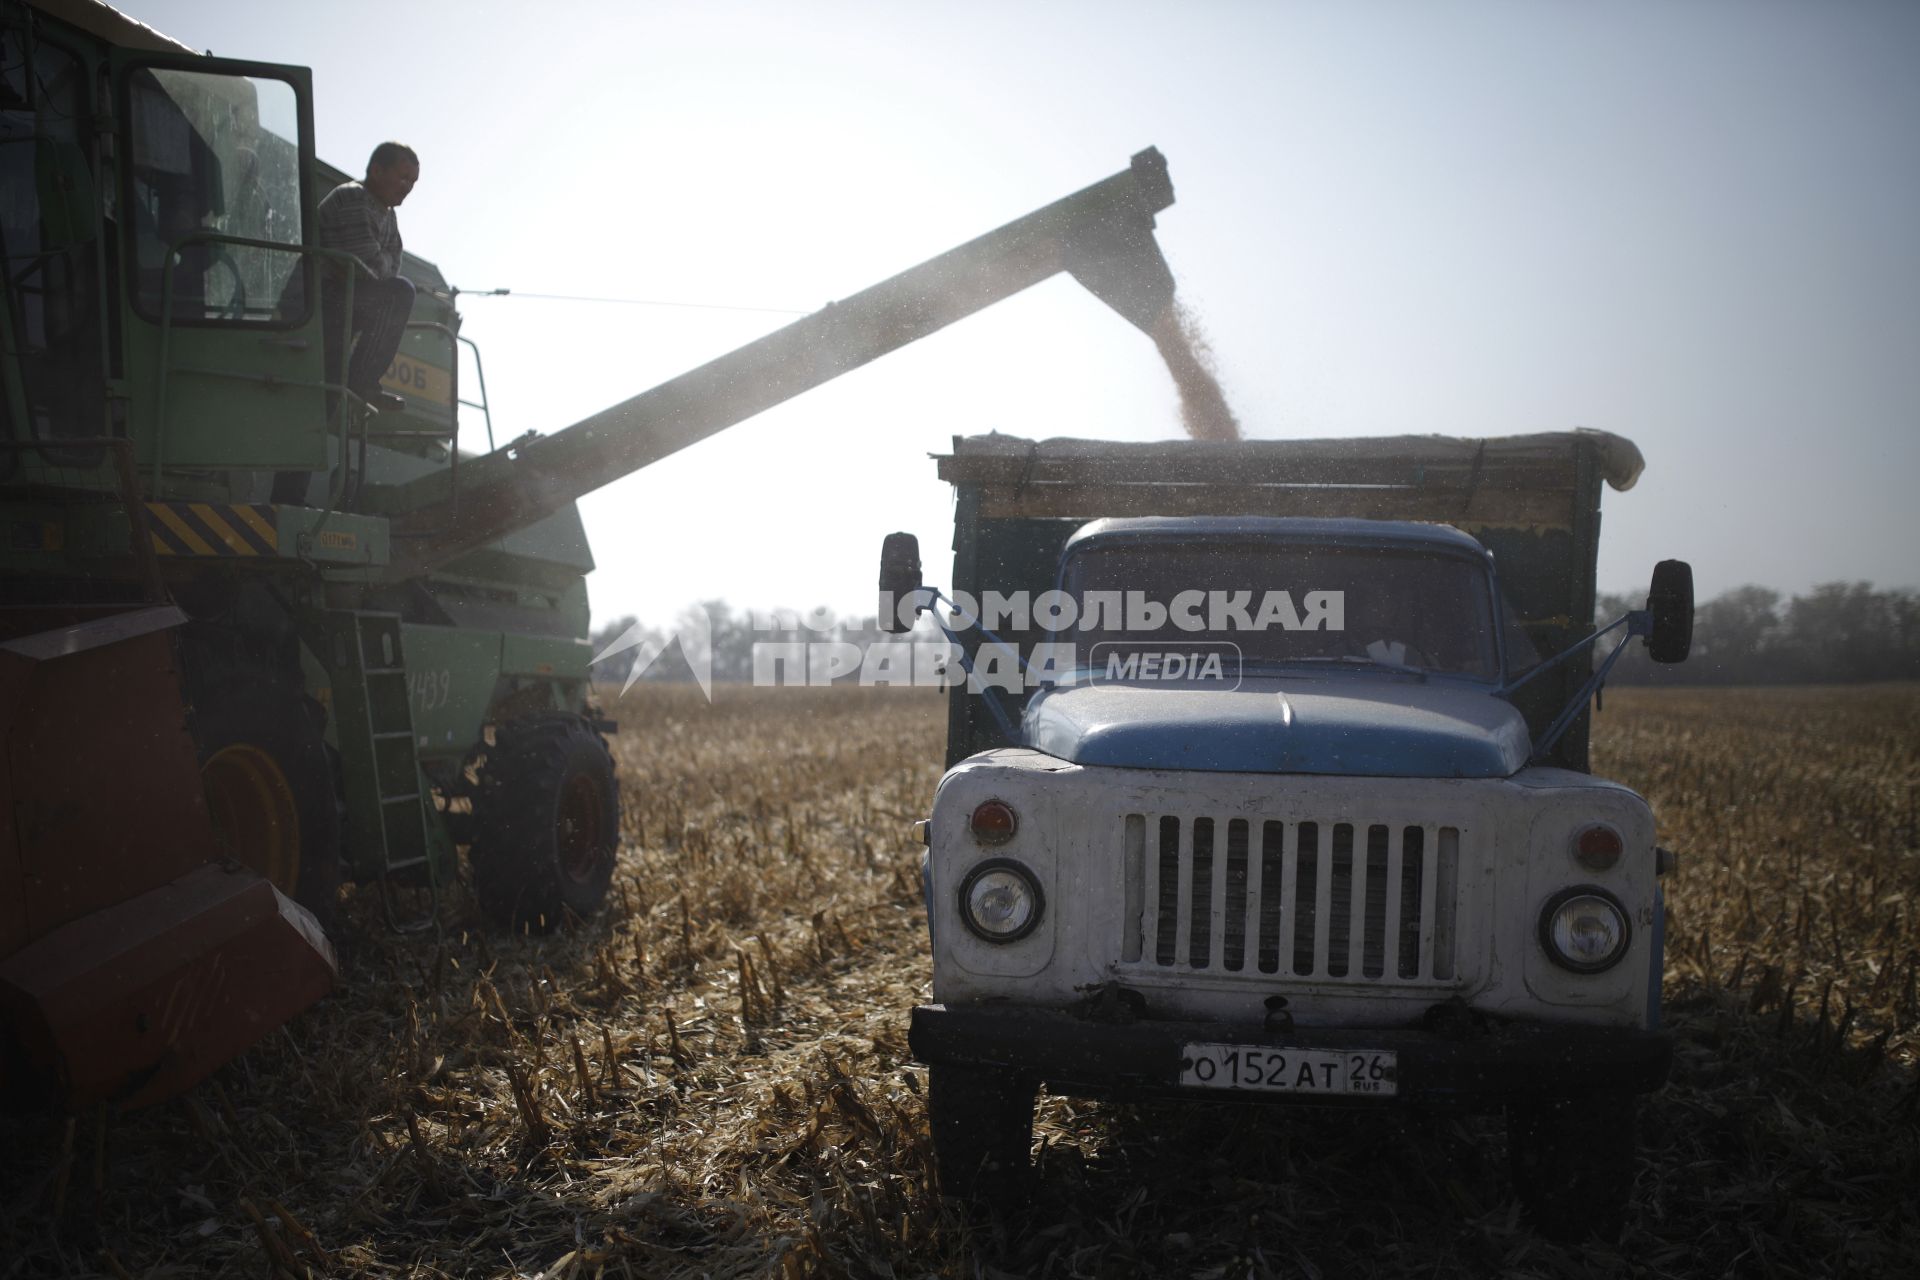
[1,683,1915,1278]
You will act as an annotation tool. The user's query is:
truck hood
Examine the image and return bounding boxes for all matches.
[1022,676,1532,778]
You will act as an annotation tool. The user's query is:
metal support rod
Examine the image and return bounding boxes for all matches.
[927,607,1017,742]
[1528,611,1650,765]
[1502,612,1631,696]
[395,319,461,511]
[912,587,1032,741]
[932,588,1034,679]
[456,333,495,451]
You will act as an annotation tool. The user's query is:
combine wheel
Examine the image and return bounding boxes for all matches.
[194,683,344,929]
[470,714,619,932]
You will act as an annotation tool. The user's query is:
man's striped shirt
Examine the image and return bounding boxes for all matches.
[318,180,403,280]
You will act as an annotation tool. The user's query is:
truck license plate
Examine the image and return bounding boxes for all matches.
[1178,1043,1397,1097]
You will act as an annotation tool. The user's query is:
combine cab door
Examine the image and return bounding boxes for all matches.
[108,52,327,471]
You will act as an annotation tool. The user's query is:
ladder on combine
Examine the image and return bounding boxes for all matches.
[329,611,439,932]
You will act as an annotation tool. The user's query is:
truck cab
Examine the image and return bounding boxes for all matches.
[888,430,1691,1239]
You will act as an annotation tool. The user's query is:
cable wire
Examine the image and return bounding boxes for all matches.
[452,288,809,316]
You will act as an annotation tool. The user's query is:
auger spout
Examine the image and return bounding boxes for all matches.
[382,148,1177,576]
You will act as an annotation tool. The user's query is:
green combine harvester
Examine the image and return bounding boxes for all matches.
[0,0,1187,1106]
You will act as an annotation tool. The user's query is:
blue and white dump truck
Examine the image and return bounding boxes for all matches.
[879,430,1693,1239]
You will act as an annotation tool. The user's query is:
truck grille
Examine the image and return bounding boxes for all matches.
[1121,815,1460,984]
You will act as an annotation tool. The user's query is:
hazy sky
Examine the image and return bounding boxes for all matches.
[119,0,1920,625]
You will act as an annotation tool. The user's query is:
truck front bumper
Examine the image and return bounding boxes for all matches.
[910,1003,1671,1104]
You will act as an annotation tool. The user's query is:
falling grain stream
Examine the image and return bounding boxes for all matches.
[1152,299,1241,442]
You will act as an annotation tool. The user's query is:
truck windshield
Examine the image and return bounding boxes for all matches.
[1061,540,1500,680]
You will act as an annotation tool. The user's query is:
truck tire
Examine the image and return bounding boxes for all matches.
[1507,1091,1637,1241]
[470,714,619,932]
[927,1063,1036,1205]
[194,684,343,932]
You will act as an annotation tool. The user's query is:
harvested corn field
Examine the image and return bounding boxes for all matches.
[2,683,1916,1278]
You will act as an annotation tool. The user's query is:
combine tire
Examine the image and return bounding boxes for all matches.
[194,684,343,930]
[927,1063,1037,1206]
[470,714,618,932]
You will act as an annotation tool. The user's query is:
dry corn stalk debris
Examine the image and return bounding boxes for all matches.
[0,683,1915,1278]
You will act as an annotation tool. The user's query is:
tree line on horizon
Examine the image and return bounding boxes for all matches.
[587,583,1920,688]
[1595,581,1919,685]
[587,602,905,687]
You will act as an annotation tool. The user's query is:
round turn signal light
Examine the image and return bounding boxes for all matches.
[1574,824,1623,871]
[970,800,1017,845]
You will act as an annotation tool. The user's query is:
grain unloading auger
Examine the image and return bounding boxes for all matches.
[379,147,1178,574]
[2,0,1185,1115]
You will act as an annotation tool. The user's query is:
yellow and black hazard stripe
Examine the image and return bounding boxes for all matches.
[145,502,280,557]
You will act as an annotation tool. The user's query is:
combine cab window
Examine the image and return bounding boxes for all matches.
[0,28,103,441]
[126,68,303,325]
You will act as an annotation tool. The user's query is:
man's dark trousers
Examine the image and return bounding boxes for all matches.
[326,274,415,401]
[271,274,415,503]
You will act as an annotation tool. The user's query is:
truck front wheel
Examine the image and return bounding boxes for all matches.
[470,714,619,932]
[1506,1091,1638,1241]
[927,1063,1036,1205]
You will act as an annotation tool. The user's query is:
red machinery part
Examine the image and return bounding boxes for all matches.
[0,862,337,1110]
[1,604,336,1110]
[0,605,212,947]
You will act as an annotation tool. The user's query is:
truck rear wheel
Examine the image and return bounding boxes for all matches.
[470,714,619,932]
[927,1063,1036,1205]
[194,684,343,931]
[1506,1091,1637,1241]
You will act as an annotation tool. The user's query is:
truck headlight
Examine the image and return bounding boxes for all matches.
[1538,886,1631,974]
[959,858,1043,942]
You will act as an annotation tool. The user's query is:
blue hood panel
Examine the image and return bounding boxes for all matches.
[1023,677,1532,778]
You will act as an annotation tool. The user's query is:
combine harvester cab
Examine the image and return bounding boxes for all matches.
[4,1,1188,1104]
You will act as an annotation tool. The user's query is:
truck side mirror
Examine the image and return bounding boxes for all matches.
[878,532,923,635]
[1646,560,1693,663]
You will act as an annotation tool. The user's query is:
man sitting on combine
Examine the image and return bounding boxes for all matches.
[318,142,420,414]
